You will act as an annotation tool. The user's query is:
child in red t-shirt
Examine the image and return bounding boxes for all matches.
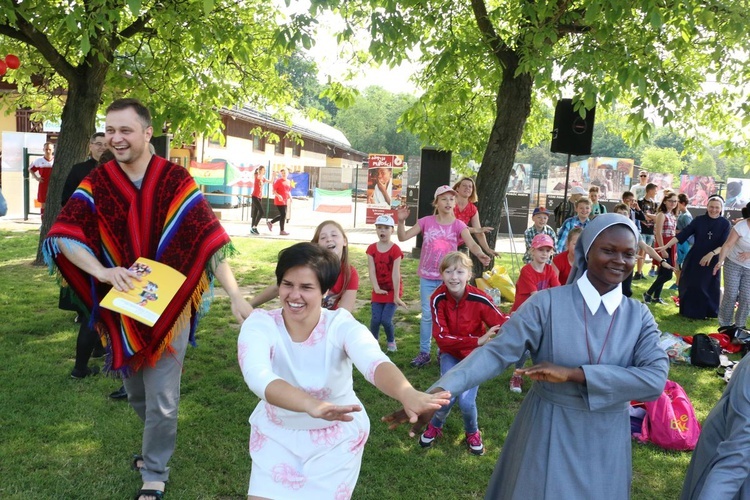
[366,215,406,352]
[508,233,561,393]
[552,226,583,285]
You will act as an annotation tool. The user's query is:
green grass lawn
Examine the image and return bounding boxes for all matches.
[0,230,730,499]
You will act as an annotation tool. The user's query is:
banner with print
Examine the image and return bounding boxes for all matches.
[366,154,404,223]
[680,175,718,207]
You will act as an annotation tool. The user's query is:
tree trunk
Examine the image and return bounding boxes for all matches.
[474,60,534,277]
[34,69,107,264]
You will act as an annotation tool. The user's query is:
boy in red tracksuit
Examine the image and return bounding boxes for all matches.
[418,252,509,456]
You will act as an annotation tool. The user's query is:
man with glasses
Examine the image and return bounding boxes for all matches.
[633,170,649,200]
[61,132,109,204]
[60,132,111,382]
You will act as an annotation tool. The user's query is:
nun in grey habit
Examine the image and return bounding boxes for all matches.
[681,351,750,499]
[386,213,669,499]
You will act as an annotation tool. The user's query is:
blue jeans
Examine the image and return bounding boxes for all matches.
[370,302,397,342]
[431,352,479,433]
[419,278,442,353]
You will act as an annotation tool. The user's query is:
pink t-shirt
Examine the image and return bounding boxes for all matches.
[417,216,467,280]
[366,243,404,303]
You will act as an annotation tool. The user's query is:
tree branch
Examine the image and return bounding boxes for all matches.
[118,14,153,42]
[0,9,77,81]
[469,0,505,60]
[470,0,521,72]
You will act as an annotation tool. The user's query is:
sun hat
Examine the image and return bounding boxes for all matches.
[570,186,586,195]
[530,234,555,249]
[434,185,457,199]
[374,214,395,227]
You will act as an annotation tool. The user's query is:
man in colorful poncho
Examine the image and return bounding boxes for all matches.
[44,99,252,500]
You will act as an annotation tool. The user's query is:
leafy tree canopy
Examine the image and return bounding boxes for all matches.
[333,85,421,157]
[298,0,750,166]
[640,146,685,181]
[276,51,338,122]
[0,0,298,259]
[688,152,718,177]
[0,0,294,144]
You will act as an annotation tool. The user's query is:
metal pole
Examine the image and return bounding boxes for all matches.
[23,147,29,221]
[536,174,541,207]
[561,153,572,223]
[264,160,271,223]
[503,196,521,276]
[353,162,359,228]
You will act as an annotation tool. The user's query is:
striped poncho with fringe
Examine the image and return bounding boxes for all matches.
[44,155,231,376]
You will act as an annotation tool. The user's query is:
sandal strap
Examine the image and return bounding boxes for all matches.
[134,489,164,500]
[131,454,144,472]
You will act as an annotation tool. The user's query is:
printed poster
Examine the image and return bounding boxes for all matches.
[366,154,404,223]
[680,175,718,207]
[100,257,187,327]
[508,163,531,193]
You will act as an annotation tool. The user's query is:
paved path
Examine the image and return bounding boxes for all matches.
[1,197,527,255]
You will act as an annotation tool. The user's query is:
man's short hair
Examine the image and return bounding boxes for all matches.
[646,183,658,192]
[90,132,105,142]
[589,185,600,193]
[622,191,634,200]
[106,98,152,129]
[576,197,591,207]
[678,193,689,205]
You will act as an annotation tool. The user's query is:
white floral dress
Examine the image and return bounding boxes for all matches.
[238,308,391,499]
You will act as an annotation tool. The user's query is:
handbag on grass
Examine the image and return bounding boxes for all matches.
[690,333,721,368]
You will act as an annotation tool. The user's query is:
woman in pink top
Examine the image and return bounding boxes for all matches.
[397,185,490,368]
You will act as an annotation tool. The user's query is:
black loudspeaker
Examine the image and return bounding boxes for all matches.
[150,135,170,158]
[417,148,452,219]
[414,148,452,253]
[550,99,595,155]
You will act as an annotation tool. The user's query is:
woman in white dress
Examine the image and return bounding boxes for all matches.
[238,242,449,499]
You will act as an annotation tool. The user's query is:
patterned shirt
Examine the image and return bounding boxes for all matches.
[524,225,557,263]
[557,216,590,253]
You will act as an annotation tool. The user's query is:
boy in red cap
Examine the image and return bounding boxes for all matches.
[509,233,561,393]
[523,206,557,264]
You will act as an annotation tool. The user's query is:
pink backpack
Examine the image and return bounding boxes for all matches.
[635,380,701,451]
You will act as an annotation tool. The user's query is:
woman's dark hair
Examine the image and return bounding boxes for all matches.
[275,242,341,292]
[742,202,750,220]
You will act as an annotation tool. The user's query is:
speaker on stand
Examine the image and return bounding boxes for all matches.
[550,99,596,220]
